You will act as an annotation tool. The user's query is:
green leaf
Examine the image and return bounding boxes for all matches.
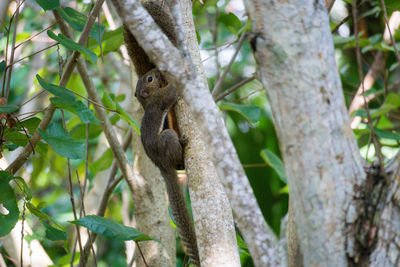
[43,222,66,241]
[70,215,158,242]
[374,128,400,140]
[33,0,60,11]
[70,123,103,139]
[50,97,101,124]
[0,105,19,113]
[260,149,287,184]
[36,75,76,101]
[0,60,6,74]
[0,171,19,237]
[5,131,30,146]
[18,117,41,135]
[47,30,97,63]
[89,27,123,55]
[370,93,400,118]
[116,103,140,134]
[90,149,113,175]
[38,122,85,159]
[102,92,116,110]
[26,202,53,222]
[12,176,32,200]
[57,252,80,266]
[218,13,243,34]
[219,102,261,125]
[37,75,100,124]
[57,7,104,44]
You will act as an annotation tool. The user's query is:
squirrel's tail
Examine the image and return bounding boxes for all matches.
[161,168,200,266]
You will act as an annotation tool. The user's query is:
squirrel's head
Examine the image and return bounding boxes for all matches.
[135,69,166,106]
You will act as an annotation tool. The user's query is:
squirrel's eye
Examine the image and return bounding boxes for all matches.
[147,76,153,82]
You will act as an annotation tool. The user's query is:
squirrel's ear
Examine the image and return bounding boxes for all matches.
[140,89,150,98]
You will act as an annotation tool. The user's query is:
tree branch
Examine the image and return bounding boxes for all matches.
[111,0,281,265]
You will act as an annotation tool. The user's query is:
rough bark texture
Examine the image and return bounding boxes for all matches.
[111,0,283,265]
[243,0,368,266]
[175,0,240,265]
[131,124,176,267]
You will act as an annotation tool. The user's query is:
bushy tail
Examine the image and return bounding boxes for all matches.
[161,168,200,266]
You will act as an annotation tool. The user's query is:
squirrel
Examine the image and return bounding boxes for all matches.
[123,1,200,265]
[135,69,200,265]
[123,1,180,135]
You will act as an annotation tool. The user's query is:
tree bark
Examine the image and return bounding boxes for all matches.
[243,0,367,266]
[175,0,240,266]
[111,0,283,265]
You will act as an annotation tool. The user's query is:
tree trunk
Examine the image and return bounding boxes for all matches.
[244,0,400,266]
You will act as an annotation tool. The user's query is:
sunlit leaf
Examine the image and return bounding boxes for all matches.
[13,176,32,200]
[102,92,116,110]
[260,149,287,184]
[57,252,80,265]
[70,215,159,242]
[90,149,113,175]
[39,122,85,159]
[47,30,97,63]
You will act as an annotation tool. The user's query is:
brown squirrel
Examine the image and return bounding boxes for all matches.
[135,69,199,265]
[123,1,180,134]
[123,1,200,265]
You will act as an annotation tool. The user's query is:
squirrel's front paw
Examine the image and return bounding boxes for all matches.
[179,134,188,148]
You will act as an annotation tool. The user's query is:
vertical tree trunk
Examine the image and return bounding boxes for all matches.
[175,0,240,265]
[244,0,366,265]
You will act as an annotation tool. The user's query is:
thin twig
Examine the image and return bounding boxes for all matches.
[61,111,84,266]
[5,42,59,68]
[107,173,124,191]
[4,1,20,100]
[14,22,56,49]
[380,0,400,64]
[331,14,351,34]
[76,170,98,267]
[19,90,46,108]
[353,1,386,175]
[212,9,220,81]
[211,32,246,97]
[215,75,256,102]
[20,200,26,267]
[242,163,269,168]
[231,88,264,103]
[135,242,149,267]
[79,129,132,265]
